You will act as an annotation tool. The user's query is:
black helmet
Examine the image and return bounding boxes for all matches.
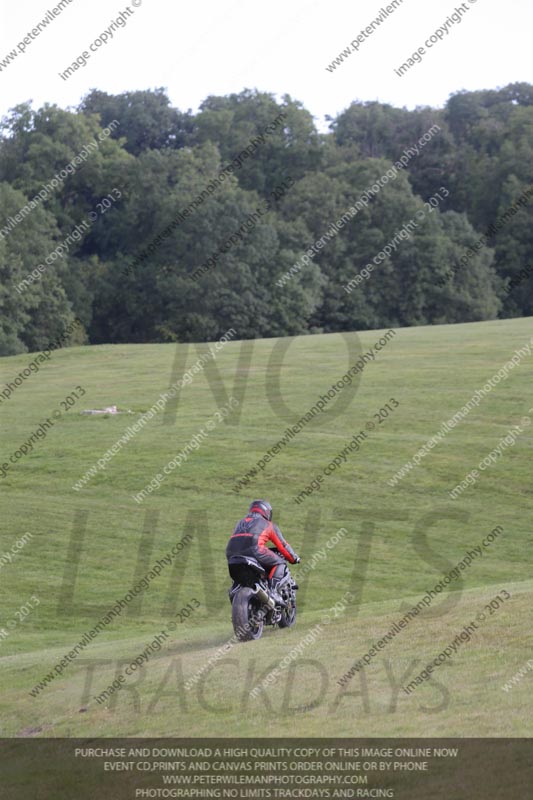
[249,499,272,521]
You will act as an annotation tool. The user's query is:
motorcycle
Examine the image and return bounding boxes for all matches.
[227,548,298,641]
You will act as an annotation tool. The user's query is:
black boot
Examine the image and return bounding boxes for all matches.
[269,579,286,607]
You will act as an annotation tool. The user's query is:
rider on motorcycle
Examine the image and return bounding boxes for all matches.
[226,500,300,605]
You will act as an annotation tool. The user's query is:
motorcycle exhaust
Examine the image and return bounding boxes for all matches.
[255,585,276,609]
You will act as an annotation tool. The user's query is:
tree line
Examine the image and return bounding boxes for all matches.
[0,82,532,355]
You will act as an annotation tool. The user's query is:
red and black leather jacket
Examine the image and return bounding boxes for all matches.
[226,513,298,562]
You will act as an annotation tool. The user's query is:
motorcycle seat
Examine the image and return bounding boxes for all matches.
[228,555,264,573]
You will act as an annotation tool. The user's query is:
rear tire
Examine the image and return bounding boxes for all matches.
[232,588,264,641]
[279,591,296,628]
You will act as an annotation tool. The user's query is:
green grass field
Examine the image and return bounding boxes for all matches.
[1,317,532,738]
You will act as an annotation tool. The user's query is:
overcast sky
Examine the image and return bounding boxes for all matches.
[0,0,532,130]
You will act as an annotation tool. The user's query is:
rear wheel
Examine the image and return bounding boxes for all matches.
[278,590,296,628]
[232,588,264,641]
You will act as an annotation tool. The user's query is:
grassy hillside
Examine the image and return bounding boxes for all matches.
[0,317,532,737]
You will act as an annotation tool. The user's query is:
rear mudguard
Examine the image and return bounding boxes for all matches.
[228,581,275,610]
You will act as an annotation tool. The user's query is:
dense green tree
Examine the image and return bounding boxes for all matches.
[89,143,321,343]
[493,175,533,317]
[0,84,531,346]
[195,89,323,197]
[331,101,456,203]
[79,89,195,155]
[0,183,79,355]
